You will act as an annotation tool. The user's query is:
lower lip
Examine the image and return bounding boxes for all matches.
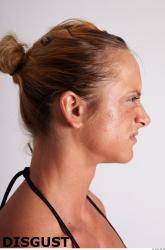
[130,136,137,144]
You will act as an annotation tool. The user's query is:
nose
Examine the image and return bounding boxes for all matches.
[135,105,151,128]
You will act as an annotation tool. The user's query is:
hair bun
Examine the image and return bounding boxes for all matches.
[0,34,27,76]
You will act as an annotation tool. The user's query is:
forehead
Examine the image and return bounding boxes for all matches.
[111,50,142,94]
[117,50,142,91]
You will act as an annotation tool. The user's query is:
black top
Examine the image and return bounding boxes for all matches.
[0,167,126,248]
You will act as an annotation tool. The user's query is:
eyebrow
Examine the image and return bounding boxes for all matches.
[127,90,141,97]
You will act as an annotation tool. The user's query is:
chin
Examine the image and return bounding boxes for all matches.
[118,150,134,163]
[105,150,134,164]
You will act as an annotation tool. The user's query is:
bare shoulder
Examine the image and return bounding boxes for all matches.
[87,190,106,215]
[0,182,73,247]
[0,181,63,237]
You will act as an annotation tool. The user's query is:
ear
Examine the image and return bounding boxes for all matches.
[59,91,86,128]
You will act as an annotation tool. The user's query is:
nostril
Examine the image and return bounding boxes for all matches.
[141,121,145,126]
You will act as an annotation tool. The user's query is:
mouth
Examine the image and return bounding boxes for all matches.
[129,132,138,144]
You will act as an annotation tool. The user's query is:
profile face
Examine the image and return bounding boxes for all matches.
[83,50,151,163]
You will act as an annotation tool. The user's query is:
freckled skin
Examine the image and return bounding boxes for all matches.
[82,50,151,163]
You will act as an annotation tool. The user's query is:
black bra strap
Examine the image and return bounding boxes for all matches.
[0,167,126,248]
[86,195,126,248]
[0,167,79,248]
[23,167,80,248]
[0,169,24,210]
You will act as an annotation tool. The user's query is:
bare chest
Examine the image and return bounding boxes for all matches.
[64,213,126,248]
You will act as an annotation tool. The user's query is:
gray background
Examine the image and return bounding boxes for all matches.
[0,0,164,247]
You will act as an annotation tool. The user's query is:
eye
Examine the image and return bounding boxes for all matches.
[129,96,140,102]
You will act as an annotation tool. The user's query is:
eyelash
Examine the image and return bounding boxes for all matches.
[129,96,140,102]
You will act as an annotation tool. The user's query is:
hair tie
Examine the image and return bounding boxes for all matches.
[40,36,51,46]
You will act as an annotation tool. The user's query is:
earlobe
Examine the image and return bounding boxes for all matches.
[59,91,84,128]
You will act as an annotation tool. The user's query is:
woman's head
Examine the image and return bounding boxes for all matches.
[0,18,128,136]
[0,18,150,163]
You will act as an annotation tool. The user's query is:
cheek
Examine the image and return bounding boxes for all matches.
[102,110,134,163]
[84,108,134,163]
[82,95,136,163]
[83,109,121,155]
[101,107,124,139]
[82,111,111,157]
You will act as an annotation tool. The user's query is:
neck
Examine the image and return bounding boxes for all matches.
[29,136,97,222]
